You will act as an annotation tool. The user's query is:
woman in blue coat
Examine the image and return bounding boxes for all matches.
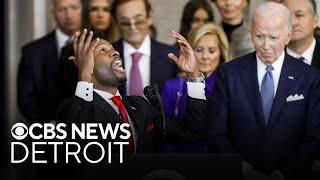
[162,23,230,152]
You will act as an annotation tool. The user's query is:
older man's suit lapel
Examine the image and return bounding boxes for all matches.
[267,55,300,131]
[240,53,266,129]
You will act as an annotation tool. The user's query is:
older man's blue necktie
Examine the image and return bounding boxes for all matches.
[261,65,274,125]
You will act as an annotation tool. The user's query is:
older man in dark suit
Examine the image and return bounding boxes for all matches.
[282,0,320,70]
[111,0,178,96]
[17,0,82,123]
[189,2,320,179]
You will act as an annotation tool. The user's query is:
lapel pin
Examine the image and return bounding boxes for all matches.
[130,106,136,110]
[288,76,294,80]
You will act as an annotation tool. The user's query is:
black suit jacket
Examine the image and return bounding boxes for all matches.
[18,31,60,123]
[57,92,207,153]
[311,40,320,70]
[112,39,178,95]
[190,52,320,178]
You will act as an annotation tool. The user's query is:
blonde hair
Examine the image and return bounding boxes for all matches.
[187,23,229,64]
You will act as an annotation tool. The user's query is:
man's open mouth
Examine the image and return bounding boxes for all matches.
[111,58,125,73]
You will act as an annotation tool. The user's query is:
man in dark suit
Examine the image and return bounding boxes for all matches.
[17,0,82,123]
[111,0,178,96]
[190,2,320,179]
[58,29,207,153]
[282,0,320,70]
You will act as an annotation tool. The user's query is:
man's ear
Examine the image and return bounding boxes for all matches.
[243,0,249,9]
[286,30,292,45]
[313,15,318,29]
[147,10,153,26]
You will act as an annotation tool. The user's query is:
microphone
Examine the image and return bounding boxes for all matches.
[143,85,166,143]
[143,86,158,107]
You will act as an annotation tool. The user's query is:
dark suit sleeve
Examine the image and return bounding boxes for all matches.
[278,73,320,177]
[207,66,236,153]
[56,96,93,124]
[17,47,47,122]
[161,96,208,144]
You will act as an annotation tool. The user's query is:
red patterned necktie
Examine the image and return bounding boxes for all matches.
[110,96,134,152]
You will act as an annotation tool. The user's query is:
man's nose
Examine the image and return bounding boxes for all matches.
[112,50,120,57]
[129,19,137,30]
[263,39,270,49]
[292,15,299,26]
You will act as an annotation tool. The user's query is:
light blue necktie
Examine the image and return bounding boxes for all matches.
[261,65,274,125]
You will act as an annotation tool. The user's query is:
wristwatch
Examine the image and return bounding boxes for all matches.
[186,72,205,83]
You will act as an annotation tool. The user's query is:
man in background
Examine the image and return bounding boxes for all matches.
[282,0,320,70]
[17,0,82,123]
[111,0,178,96]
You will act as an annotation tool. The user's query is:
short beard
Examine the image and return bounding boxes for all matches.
[114,76,127,87]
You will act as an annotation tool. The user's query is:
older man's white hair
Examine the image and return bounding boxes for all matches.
[251,2,292,32]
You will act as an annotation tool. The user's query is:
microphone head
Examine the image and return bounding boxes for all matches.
[143,86,158,106]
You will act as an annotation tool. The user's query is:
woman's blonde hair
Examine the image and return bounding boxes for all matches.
[187,23,229,64]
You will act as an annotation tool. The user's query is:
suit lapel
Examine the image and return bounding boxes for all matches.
[150,40,157,85]
[122,98,144,134]
[267,55,299,130]
[93,93,122,124]
[122,98,144,150]
[44,31,59,100]
[240,53,266,128]
[311,41,320,70]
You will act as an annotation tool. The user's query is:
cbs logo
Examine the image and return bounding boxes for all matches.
[11,123,28,140]
[11,122,67,140]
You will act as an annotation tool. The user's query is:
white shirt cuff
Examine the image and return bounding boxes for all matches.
[75,81,93,101]
[186,82,206,100]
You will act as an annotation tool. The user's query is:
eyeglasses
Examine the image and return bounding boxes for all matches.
[118,16,148,28]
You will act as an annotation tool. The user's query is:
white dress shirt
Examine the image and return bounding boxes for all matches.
[123,35,151,95]
[286,38,316,65]
[257,51,285,96]
[55,28,71,57]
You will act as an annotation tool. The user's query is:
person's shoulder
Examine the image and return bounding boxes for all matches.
[286,54,320,77]
[22,31,55,51]
[221,52,255,70]
[123,96,150,109]
[151,39,176,52]
[112,39,123,47]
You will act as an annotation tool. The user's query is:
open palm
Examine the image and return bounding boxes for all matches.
[168,31,199,74]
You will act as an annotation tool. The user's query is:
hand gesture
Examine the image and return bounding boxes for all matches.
[168,31,200,78]
[72,29,100,83]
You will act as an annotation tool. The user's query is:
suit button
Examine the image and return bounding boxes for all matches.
[77,106,82,111]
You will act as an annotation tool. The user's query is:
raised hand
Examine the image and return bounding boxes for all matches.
[168,31,200,78]
[72,29,100,83]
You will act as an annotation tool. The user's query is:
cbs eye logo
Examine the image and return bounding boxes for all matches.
[11,123,28,140]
